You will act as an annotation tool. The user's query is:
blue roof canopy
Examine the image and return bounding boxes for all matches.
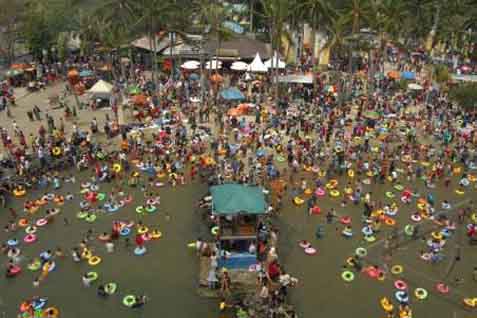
[211,184,266,215]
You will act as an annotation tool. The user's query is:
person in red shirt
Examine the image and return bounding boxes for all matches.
[267,260,281,281]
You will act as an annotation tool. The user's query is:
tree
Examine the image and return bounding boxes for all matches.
[259,0,297,101]
[132,0,189,86]
[449,83,477,111]
[0,0,26,65]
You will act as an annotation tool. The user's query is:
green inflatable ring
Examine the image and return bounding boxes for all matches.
[97,193,106,201]
[87,271,98,281]
[146,206,157,213]
[394,184,404,191]
[364,235,376,243]
[77,211,88,219]
[341,271,355,282]
[85,214,97,223]
[275,155,285,162]
[28,259,42,271]
[385,191,395,199]
[404,224,414,236]
[211,226,219,235]
[105,282,117,295]
[136,206,144,214]
[123,295,136,307]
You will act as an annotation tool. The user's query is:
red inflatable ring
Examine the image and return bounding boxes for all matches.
[394,280,408,290]
[340,216,352,225]
[436,282,449,294]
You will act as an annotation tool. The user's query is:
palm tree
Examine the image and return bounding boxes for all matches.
[299,0,336,65]
[132,0,186,87]
[259,0,297,101]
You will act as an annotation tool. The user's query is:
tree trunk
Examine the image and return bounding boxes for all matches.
[148,31,156,85]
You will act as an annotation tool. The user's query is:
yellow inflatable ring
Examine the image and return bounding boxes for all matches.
[43,307,59,318]
[415,288,428,300]
[88,256,102,266]
[330,190,340,197]
[293,197,304,205]
[113,163,122,173]
[453,167,462,174]
[151,230,162,239]
[380,297,393,312]
[304,188,313,195]
[137,226,149,234]
[391,265,403,275]
[431,232,443,240]
[348,170,355,178]
[82,249,92,259]
[52,147,62,156]
[463,298,477,308]
[455,189,465,195]
[344,187,353,195]
[469,175,477,182]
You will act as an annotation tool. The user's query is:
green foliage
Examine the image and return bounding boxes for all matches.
[449,83,477,110]
[433,64,450,84]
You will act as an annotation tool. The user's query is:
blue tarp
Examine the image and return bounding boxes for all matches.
[223,21,245,34]
[220,87,245,100]
[211,184,266,215]
[401,71,416,80]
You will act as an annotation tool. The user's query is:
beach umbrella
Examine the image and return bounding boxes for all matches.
[401,71,416,80]
[181,60,200,70]
[387,70,400,79]
[220,87,245,100]
[407,83,423,90]
[227,108,241,117]
[230,61,249,71]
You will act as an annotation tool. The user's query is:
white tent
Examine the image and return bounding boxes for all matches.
[181,60,200,70]
[205,60,222,70]
[88,80,113,99]
[265,53,286,69]
[247,53,268,72]
[230,61,249,71]
[407,83,423,90]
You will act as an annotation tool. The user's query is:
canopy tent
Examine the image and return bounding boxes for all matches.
[181,60,200,70]
[220,87,245,100]
[264,53,286,69]
[206,60,222,70]
[230,61,249,71]
[247,53,268,73]
[88,80,113,99]
[210,184,266,215]
[452,74,477,82]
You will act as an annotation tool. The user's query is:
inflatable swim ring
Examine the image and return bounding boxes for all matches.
[120,227,131,236]
[43,307,59,318]
[304,247,317,255]
[85,214,97,223]
[394,280,408,290]
[52,147,61,156]
[211,226,219,236]
[341,271,354,282]
[364,235,376,243]
[380,297,393,312]
[293,197,304,205]
[404,225,414,236]
[145,205,157,213]
[136,206,144,214]
[28,259,42,271]
[113,163,122,173]
[88,256,101,266]
[330,190,340,197]
[25,225,37,234]
[455,189,465,195]
[87,271,98,281]
[36,218,48,227]
[315,188,325,197]
[355,247,367,258]
[391,265,403,275]
[385,218,396,226]
[105,282,117,295]
[7,239,18,247]
[82,249,92,260]
[414,288,428,300]
[386,192,395,199]
[24,234,37,244]
[18,218,28,227]
[436,283,449,294]
[340,216,352,225]
[134,246,147,256]
[123,295,136,307]
[395,291,409,303]
[151,230,162,239]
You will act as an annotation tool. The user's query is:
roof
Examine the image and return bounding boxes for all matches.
[88,80,113,94]
[205,36,270,60]
[211,184,266,215]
